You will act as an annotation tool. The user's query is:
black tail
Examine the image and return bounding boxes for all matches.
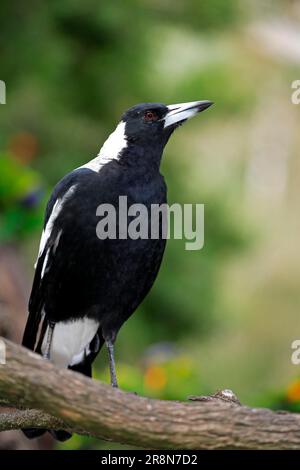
[22,428,48,439]
[22,427,72,442]
[21,331,104,442]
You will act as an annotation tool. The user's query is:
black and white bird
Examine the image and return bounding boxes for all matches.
[22,100,212,440]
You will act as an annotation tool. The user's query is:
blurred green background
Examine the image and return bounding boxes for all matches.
[1,0,300,450]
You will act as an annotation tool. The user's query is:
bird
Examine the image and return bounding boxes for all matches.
[21,100,213,441]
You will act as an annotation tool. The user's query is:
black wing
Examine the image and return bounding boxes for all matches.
[22,170,90,351]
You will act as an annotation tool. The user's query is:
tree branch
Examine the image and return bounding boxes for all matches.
[0,337,300,449]
[0,409,65,433]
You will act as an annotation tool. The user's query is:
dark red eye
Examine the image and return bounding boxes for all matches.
[144,110,158,122]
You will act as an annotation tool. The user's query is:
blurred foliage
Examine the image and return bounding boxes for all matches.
[0,153,44,242]
[1,0,300,450]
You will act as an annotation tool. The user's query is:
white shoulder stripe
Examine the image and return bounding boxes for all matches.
[37,184,77,261]
[78,121,127,173]
[53,229,63,253]
[41,248,50,278]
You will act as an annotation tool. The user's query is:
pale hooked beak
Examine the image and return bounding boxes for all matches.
[163,100,213,128]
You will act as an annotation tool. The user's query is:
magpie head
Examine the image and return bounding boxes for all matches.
[122,100,213,150]
[97,100,213,170]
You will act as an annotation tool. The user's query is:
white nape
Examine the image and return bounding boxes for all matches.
[41,318,99,368]
[36,185,77,264]
[78,120,127,173]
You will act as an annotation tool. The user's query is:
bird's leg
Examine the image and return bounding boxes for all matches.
[43,320,55,360]
[105,339,118,388]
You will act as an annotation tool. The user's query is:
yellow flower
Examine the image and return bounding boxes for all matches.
[144,365,167,391]
[286,379,300,402]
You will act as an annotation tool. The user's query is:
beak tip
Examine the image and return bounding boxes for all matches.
[198,100,214,111]
[164,100,214,128]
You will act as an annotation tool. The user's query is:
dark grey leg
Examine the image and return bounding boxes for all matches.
[43,321,55,360]
[105,339,118,388]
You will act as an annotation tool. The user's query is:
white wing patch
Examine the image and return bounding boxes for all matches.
[41,318,99,368]
[38,199,60,260]
[41,249,50,279]
[36,185,77,265]
[53,229,63,254]
[78,120,127,173]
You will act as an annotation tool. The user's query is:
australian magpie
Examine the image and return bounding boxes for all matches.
[21,100,213,441]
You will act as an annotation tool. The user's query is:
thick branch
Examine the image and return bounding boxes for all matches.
[0,409,65,433]
[0,338,300,449]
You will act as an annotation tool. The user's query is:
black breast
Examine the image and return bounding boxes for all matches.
[44,162,167,340]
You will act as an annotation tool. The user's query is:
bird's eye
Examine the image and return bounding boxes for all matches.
[144,110,158,122]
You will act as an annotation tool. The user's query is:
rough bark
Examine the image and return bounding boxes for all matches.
[0,246,51,449]
[0,337,300,450]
